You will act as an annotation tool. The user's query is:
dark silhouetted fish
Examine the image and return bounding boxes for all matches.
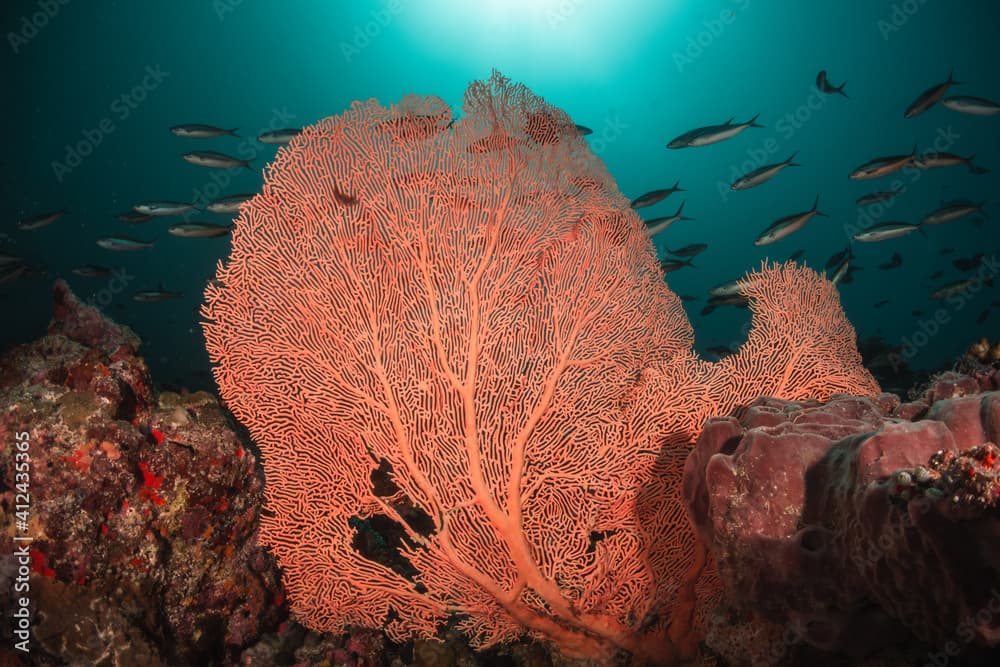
[913,152,987,173]
[754,195,827,246]
[257,128,302,144]
[631,180,684,209]
[667,114,762,148]
[18,209,66,230]
[904,69,960,118]
[849,146,916,179]
[731,153,800,190]
[183,150,252,170]
[816,70,848,98]
[133,201,197,216]
[117,210,153,223]
[71,265,112,278]
[133,289,182,302]
[574,125,593,136]
[96,236,153,251]
[856,190,902,206]
[167,222,233,238]
[667,242,707,258]
[922,200,984,225]
[644,201,692,236]
[788,249,805,261]
[873,299,890,308]
[825,247,851,271]
[952,253,983,271]
[976,308,990,324]
[928,270,945,280]
[878,253,902,270]
[171,124,239,138]
[659,257,696,273]
[205,193,255,214]
[939,247,955,255]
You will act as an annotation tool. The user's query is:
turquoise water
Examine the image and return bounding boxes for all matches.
[3,0,998,389]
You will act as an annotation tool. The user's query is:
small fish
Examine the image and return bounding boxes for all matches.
[852,221,922,242]
[976,308,990,324]
[939,246,955,255]
[167,222,233,238]
[873,299,890,308]
[754,195,827,246]
[730,153,800,190]
[183,150,252,170]
[849,146,915,180]
[0,263,29,286]
[133,201,198,216]
[117,210,153,223]
[829,250,853,285]
[71,264,112,278]
[667,242,707,258]
[133,289,181,303]
[825,247,851,271]
[205,193,255,214]
[96,236,153,251]
[878,253,903,270]
[922,200,984,225]
[816,70,848,98]
[941,95,1000,117]
[257,128,303,145]
[667,114,763,149]
[659,257,696,273]
[644,201,692,236]
[705,345,735,358]
[913,152,986,173]
[18,209,66,230]
[631,181,685,209]
[928,270,945,280]
[574,125,593,136]
[904,69,961,119]
[788,249,805,261]
[952,253,984,271]
[930,279,976,300]
[856,190,902,206]
[678,294,698,302]
[171,124,239,138]
[700,293,749,316]
[709,279,744,298]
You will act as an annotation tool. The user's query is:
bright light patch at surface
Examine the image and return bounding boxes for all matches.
[399,0,676,80]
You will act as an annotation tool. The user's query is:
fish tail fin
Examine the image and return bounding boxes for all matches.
[948,68,962,86]
[686,258,697,268]
[917,223,928,239]
[243,161,253,171]
[748,112,763,127]
[675,200,686,216]
[228,128,240,137]
[787,151,801,166]
[673,179,685,192]
[812,194,829,216]
[838,83,849,98]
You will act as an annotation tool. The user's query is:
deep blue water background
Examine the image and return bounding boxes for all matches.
[2,0,998,391]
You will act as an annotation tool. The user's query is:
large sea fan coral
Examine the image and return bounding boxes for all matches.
[202,71,878,664]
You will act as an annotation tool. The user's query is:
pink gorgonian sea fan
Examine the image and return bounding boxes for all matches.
[202,71,878,664]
